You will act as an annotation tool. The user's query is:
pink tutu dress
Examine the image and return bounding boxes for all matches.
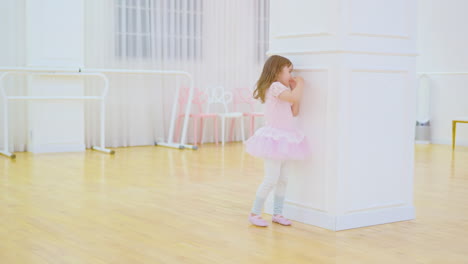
[245,81,310,160]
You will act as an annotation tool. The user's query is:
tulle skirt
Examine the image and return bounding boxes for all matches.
[245,126,310,160]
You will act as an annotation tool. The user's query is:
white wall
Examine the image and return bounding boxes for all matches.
[26,0,84,68]
[23,0,86,153]
[0,0,25,66]
[0,0,29,151]
[417,0,468,146]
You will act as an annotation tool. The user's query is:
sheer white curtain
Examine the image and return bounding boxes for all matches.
[0,0,269,151]
[84,0,269,147]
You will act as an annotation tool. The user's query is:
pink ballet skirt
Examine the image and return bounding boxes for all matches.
[245,81,311,161]
[245,126,310,160]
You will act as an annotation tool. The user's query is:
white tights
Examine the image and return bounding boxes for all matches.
[251,159,288,215]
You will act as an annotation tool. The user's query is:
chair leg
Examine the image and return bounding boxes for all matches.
[214,117,219,146]
[221,116,226,146]
[240,116,245,143]
[250,116,255,137]
[200,118,205,144]
[229,119,235,142]
[193,117,198,146]
[175,115,183,143]
[452,121,457,150]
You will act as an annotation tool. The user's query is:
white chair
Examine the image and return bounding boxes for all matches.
[203,86,245,146]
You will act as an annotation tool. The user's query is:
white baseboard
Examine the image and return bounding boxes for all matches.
[431,138,468,146]
[415,140,431,144]
[276,202,335,230]
[265,198,415,231]
[28,143,86,153]
[334,205,415,231]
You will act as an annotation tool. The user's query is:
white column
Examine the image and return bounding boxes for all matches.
[26,0,85,153]
[265,0,417,231]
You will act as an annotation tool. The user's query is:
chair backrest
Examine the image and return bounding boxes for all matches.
[178,87,208,114]
[233,87,257,112]
[205,86,232,114]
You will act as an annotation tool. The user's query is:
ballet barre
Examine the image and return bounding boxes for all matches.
[0,67,113,159]
[81,68,196,150]
[0,67,196,159]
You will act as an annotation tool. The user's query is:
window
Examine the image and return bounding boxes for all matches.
[115,0,203,60]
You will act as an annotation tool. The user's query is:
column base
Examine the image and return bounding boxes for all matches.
[266,199,415,231]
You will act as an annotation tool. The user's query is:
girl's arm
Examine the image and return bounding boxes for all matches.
[289,77,301,116]
[278,77,304,104]
[291,102,300,117]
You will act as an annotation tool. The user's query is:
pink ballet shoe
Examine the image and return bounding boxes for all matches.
[249,214,269,227]
[272,215,292,226]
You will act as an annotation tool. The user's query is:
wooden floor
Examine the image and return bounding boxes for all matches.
[1,143,468,264]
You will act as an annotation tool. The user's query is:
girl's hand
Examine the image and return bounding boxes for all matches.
[289,78,297,90]
[278,76,305,104]
[293,76,304,85]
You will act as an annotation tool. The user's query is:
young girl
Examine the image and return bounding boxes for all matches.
[245,55,310,227]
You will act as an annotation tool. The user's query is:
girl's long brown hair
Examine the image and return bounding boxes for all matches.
[253,55,292,103]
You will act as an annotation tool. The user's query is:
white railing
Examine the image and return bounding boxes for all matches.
[81,68,196,150]
[0,67,195,159]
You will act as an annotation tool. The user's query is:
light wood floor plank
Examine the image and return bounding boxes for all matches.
[1,143,467,263]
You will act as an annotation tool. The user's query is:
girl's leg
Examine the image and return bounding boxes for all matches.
[271,162,292,225]
[273,161,289,216]
[251,159,283,215]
